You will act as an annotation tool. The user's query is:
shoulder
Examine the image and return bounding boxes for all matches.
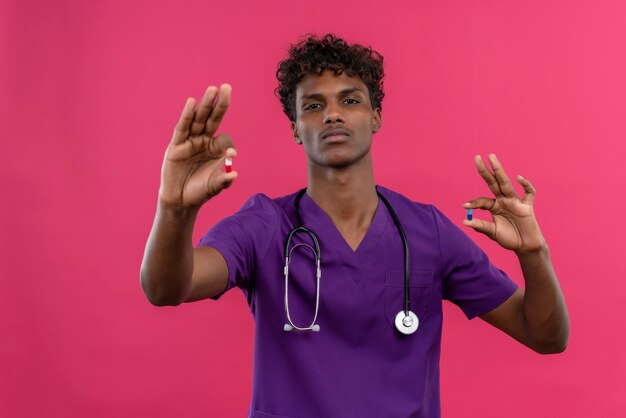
[203,193,282,238]
[229,190,303,226]
[238,192,278,212]
[376,185,436,219]
[199,192,292,250]
[375,186,462,243]
[234,192,290,217]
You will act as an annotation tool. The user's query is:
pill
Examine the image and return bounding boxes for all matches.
[225,157,233,173]
[467,209,472,221]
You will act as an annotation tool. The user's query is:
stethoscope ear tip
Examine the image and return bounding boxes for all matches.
[284,189,416,336]
[284,323,321,332]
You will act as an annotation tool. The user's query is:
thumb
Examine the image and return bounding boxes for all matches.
[207,169,238,198]
[462,218,496,240]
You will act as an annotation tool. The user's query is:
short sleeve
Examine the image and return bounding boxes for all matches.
[431,205,518,319]
[197,194,279,300]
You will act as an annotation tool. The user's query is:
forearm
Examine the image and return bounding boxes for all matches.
[140,201,200,306]
[517,245,569,353]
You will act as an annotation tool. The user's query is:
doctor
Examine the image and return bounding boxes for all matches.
[141,34,569,417]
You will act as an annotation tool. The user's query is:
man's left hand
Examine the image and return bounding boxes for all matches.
[463,154,547,255]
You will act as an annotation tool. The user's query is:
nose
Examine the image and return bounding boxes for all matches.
[323,102,344,124]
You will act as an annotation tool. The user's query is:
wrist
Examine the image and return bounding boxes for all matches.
[515,243,549,260]
[157,199,201,223]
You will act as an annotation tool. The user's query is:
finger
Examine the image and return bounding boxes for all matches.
[474,155,502,197]
[220,170,238,190]
[190,86,219,136]
[207,170,239,196]
[462,218,496,240]
[487,154,519,198]
[172,97,196,144]
[184,137,237,164]
[208,132,236,156]
[224,146,237,158]
[517,175,536,204]
[205,84,232,137]
[463,197,496,211]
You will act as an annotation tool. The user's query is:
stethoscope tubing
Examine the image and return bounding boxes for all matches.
[284,187,417,334]
[377,191,411,316]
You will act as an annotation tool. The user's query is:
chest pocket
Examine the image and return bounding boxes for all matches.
[384,270,436,329]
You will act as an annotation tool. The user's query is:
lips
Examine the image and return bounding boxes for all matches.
[321,128,351,141]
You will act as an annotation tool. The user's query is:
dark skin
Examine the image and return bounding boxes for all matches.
[141,71,569,354]
[465,154,569,354]
[140,84,238,305]
[292,71,381,250]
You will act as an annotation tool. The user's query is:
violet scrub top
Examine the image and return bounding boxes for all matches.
[199,186,518,418]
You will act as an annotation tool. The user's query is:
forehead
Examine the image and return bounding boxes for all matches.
[295,71,369,102]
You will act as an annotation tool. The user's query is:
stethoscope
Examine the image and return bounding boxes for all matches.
[283,188,419,335]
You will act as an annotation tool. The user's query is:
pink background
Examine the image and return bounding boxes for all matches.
[1,0,624,416]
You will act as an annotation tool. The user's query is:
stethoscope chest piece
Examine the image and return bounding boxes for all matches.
[285,188,422,336]
[395,310,419,335]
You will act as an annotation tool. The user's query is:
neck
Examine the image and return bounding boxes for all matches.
[306,153,378,227]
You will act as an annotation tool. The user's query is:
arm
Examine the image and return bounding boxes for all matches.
[464,154,569,354]
[141,203,231,306]
[140,84,238,306]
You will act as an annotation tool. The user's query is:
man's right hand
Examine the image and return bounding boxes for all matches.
[159,84,238,209]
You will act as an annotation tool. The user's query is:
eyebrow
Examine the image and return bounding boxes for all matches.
[300,88,365,102]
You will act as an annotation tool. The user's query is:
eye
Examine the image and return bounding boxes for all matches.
[303,103,321,111]
[344,98,360,105]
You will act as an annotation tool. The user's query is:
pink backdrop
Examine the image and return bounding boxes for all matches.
[2,0,624,416]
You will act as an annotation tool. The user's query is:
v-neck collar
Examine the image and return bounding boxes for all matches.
[297,187,390,285]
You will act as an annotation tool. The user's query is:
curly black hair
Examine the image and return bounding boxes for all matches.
[276,34,385,122]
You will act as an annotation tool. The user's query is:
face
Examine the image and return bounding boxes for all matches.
[292,71,381,169]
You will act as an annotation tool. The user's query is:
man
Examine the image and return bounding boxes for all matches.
[141,34,569,417]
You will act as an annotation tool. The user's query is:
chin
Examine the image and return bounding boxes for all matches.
[309,147,371,169]
[317,152,354,167]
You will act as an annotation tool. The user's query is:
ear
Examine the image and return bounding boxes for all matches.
[291,122,302,144]
[372,108,382,133]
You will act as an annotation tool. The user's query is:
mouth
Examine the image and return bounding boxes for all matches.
[321,128,351,143]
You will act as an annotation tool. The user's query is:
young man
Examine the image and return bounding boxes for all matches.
[141,34,569,418]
